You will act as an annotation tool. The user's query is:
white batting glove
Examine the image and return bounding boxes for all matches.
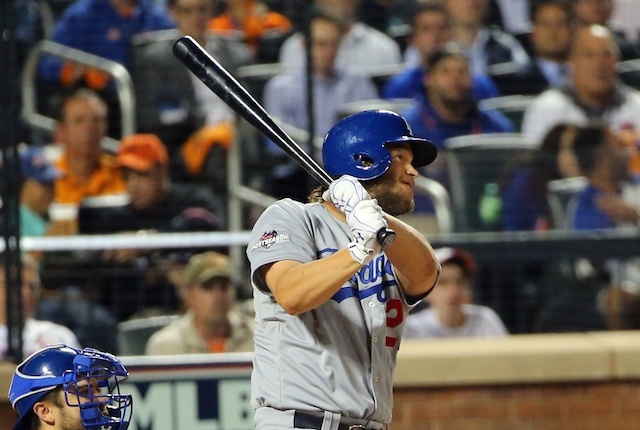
[323,175,371,216]
[347,199,387,265]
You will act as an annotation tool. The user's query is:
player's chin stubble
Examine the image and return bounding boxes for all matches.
[367,178,415,217]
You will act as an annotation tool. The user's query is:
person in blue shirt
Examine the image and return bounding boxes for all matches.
[383,1,499,102]
[501,123,580,231]
[571,126,638,230]
[401,44,512,199]
[38,0,174,91]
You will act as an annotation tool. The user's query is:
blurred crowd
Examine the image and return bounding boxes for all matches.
[4,0,640,357]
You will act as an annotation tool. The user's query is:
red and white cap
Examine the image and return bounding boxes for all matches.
[434,247,477,275]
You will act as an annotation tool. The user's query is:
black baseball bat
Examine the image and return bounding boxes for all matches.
[172,35,395,248]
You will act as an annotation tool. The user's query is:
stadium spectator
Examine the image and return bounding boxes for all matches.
[569,0,639,61]
[442,0,530,74]
[383,0,500,101]
[19,147,62,237]
[49,88,126,234]
[79,133,225,235]
[571,125,636,230]
[209,0,292,60]
[404,247,509,338]
[37,0,174,91]
[522,25,640,144]
[279,0,402,73]
[401,44,513,189]
[145,251,254,354]
[492,0,573,96]
[501,123,580,231]
[132,0,253,182]
[263,8,378,200]
[566,124,640,330]
[0,254,80,360]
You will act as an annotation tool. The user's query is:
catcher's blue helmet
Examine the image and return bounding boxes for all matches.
[322,110,437,180]
[8,344,132,430]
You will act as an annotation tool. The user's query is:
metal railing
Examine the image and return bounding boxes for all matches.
[226,119,277,277]
[21,40,136,152]
[414,176,453,234]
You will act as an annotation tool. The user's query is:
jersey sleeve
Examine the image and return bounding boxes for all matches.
[247,200,318,292]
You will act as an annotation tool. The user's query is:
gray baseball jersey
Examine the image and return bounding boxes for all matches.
[246,198,414,424]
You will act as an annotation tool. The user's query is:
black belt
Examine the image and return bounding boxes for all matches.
[293,411,366,430]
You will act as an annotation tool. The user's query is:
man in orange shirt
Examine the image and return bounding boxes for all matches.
[53,88,126,207]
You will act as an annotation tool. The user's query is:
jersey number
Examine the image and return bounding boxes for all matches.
[385,299,403,348]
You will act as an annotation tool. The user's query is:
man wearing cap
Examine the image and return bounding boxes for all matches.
[79,133,225,234]
[145,251,254,355]
[404,247,508,338]
[19,147,62,237]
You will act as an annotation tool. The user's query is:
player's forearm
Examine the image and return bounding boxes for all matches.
[383,215,440,296]
[267,249,363,315]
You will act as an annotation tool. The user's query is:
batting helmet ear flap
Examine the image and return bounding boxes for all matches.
[322,110,437,180]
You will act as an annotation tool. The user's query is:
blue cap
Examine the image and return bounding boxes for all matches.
[20,147,62,185]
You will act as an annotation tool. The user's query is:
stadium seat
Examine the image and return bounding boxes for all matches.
[445,133,536,232]
[116,314,180,356]
[478,95,536,132]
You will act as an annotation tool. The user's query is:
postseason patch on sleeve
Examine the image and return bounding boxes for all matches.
[251,230,290,252]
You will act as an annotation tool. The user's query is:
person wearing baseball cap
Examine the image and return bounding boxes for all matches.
[404,247,509,338]
[116,133,171,211]
[145,251,254,355]
[19,147,63,237]
[79,133,225,234]
[117,133,170,171]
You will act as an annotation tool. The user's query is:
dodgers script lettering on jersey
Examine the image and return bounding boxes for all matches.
[330,251,404,348]
[246,199,412,423]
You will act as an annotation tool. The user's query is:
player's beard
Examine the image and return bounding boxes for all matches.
[366,175,415,216]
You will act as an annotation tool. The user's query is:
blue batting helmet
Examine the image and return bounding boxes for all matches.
[322,110,437,180]
[8,344,132,430]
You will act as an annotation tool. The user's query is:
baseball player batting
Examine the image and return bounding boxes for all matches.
[247,110,441,429]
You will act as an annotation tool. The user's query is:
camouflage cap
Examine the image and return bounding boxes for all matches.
[183,251,232,289]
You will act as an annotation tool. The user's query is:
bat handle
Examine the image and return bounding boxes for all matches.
[377,228,396,248]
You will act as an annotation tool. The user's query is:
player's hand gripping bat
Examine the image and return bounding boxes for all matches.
[172,35,395,248]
